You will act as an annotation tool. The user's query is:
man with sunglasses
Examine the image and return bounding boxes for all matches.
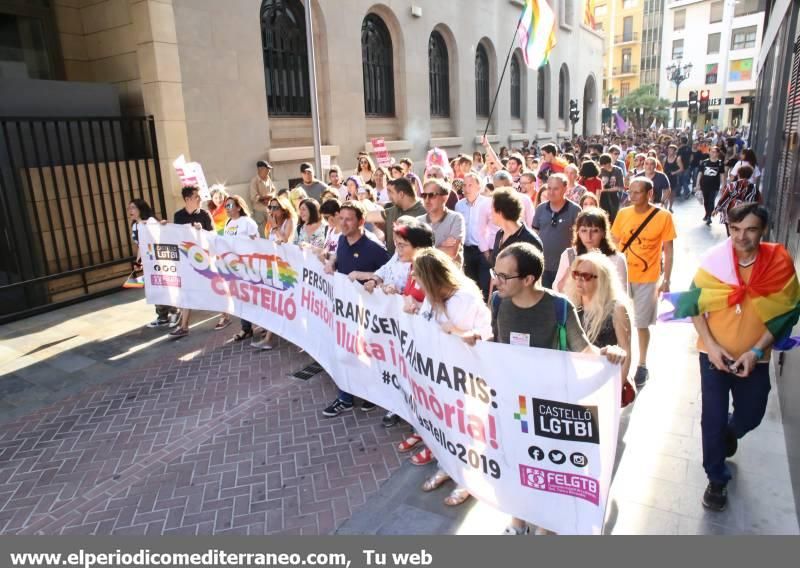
[531,173,581,289]
[488,242,626,535]
[611,177,675,389]
[417,178,465,266]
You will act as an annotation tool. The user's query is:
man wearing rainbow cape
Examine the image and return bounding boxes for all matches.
[664,203,800,512]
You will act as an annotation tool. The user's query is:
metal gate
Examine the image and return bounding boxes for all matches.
[0,116,167,323]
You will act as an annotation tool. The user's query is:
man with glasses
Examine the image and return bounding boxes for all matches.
[531,173,581,289]
[488,242,626,535]
[417,178,465,266]
[299,162,327,201]
[611,177,675,389]
[166,185,213,338]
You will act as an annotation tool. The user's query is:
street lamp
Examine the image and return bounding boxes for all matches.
[666,60,693,129]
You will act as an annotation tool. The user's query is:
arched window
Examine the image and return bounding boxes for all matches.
[475,44,489,116]
[362,14,395,116]
[537,67,545,119]
[261,0,310,116]
[558,66,567,120]
[429,31,450,117]
[510,56,521,119]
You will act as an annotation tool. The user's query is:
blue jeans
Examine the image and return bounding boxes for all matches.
[699,353,771,484]
[680,170,692,197]
[338,390,353,404]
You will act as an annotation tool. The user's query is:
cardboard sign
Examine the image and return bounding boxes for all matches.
[173,155,210,201]
[370,137,392,167]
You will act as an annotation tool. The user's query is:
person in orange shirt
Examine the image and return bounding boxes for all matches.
[611,177,676,389]
[691,204,798,512]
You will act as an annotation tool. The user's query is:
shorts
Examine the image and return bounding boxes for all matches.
[630,282,658,328]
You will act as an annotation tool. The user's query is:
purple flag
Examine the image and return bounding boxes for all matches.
[614,112,628,133]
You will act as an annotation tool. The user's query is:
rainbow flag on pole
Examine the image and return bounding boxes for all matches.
[660,239,800,350]
[517,0,557,69]
[585,0,597,29]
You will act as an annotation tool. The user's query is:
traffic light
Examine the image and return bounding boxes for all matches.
[569,99,580,123]
[688,91,698,118]
[699,90,710,114]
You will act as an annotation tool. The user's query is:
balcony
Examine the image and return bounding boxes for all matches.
[615,32,640,44]
[613,65,639,76]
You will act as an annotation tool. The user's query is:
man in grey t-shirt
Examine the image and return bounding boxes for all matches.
[299,162,327,201]
[531,173,581,289]
[485,241,627,536]
[417,178,465,266]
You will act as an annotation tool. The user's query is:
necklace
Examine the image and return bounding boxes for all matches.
[738,257,757,268]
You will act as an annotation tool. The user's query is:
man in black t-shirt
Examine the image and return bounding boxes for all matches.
[696,146,726,225]
[167,186,213,338]
[690,142,709,187]
[598,154,624,223]
[643,157,671,205]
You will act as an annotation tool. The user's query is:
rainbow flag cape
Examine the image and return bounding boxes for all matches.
[660,239,800,350]
[517,0,557,69]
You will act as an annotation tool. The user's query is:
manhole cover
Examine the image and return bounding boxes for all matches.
[291,362,323,381]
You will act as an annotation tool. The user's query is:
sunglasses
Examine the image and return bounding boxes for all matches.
[571,270,598,282]
[224,203,235,209]
[420,192,446,199]
[490,268,523,284]
[268,205,281,211]
[551,213,561,227]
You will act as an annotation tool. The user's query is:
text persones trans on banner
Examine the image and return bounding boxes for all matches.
[138,223,621,534]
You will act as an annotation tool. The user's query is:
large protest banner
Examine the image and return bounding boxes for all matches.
[139,223,621,534]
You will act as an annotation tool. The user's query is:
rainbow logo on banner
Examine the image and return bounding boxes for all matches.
[514,395,529,433]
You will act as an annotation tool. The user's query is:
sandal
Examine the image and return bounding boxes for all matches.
[409,447,434,466]
[443,486,471,506]
[232,329,253,342]
[397,434,423,453]
[421,469,450,492]
[214,317,231,330]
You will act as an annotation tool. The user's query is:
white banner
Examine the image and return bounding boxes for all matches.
[139,223,621,534]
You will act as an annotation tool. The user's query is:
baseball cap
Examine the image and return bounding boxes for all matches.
[256,160,272,169]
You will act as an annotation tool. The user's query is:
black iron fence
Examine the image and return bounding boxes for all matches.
[0,116,167,322]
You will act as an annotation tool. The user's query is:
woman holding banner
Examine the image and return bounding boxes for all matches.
[403,248,492,507]
[221,195,259,340]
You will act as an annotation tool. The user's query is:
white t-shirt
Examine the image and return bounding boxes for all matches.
[324,228,342,254]
[376,187,391,205]
[554,248,629,293]
[224,216,259,238]
[419,286,492,339]
[374,254,411,290]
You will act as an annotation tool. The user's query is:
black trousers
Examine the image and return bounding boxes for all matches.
[702,187,718,219]
[463,245,491,302]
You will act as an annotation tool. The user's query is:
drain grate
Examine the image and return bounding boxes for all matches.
[291,362,324,381]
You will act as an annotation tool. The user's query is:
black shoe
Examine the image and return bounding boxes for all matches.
[361,401,376,412]
[705,218,712,226]
[702,482,728,511]
[725,427,738,458]
[322,398,353,417]
[382,412,400,428]
[633,366,649,389]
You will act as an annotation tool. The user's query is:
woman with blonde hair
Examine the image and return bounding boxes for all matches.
[403,248,492,506]
[564,251,636,406]
[289,186,308,213]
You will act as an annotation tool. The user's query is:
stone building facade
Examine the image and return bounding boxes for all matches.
[31,0,604,205]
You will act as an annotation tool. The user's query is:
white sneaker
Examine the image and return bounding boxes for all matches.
[503,525,530,535]
[251,338,273,350]
[168,312,180,327]
[146,318,169,328]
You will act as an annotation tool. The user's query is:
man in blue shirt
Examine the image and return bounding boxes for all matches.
[322,201,390,417]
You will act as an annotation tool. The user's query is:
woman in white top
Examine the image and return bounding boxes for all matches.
[728,148,761,185]
[219,195,259,335]
[554,207,628,293]
[404,248,492,508]
[373,166,391,205]
[296,198,327,249]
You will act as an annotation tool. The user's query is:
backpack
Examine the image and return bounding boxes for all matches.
[491,291,569,351]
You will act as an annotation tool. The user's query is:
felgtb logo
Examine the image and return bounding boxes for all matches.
[147,244,180,262]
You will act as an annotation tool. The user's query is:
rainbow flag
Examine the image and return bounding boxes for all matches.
[123,271,145,289]
[517,0,557,69]
[660,239,800,350]
[585,0,596,29]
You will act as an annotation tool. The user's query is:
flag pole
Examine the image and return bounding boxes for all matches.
[483,10,526,138]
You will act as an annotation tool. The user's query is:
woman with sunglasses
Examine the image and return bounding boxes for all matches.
[404,248,492,507]
[564,251,635,406]
[356,155,376,187]
[252,195,298,350]
[296,198,327,249]
[221,195,259,336]
[553,207,628,293]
